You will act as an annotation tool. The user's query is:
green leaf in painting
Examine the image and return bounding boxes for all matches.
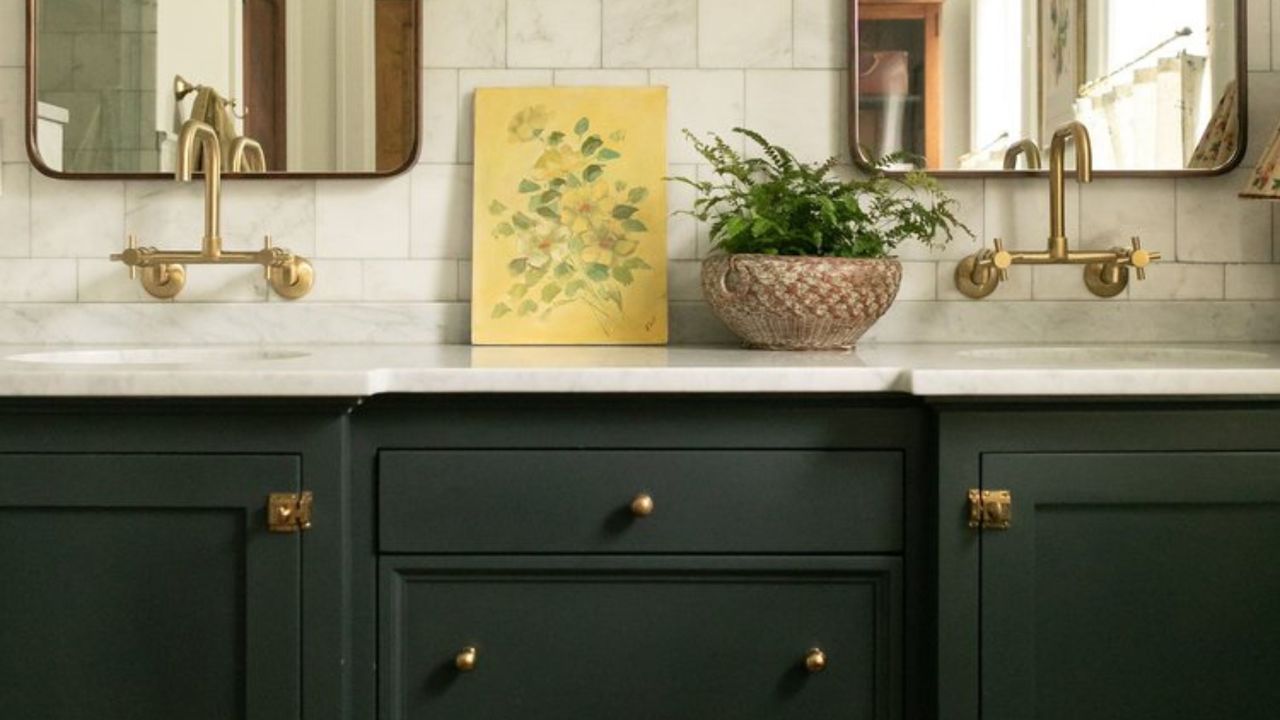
[541,283,562,302]
[507,258,528,276]
[538,189,561,204]
[566,279,588,297]
[535,206,560,220]
[494,222,515,236]
[627,187,649,204]
[511,212,535,230]
[492,303,512,319]
[602,287,623,309]
[554,261,574,278]
[581,136,604,156]
[615,181,628,192]
[609,130,626,141]
[611,204,639,220]
[518,299,538,316]
[611,267,634,286]
[518,179,541,193]
[622,257,651,271]
[547,131,565,145]
[621,219,648,233]
[583,165,604,183]
[574,117,590,136]
[597,148,621,161]
[585,263,610,282]
[489,200,508,215]
[508,283,528,299]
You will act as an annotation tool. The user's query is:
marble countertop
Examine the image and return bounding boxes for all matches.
[1,344,1280,397]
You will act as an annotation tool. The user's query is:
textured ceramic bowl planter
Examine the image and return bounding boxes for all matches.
[702,254,903,351]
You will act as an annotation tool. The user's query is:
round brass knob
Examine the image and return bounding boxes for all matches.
[455,646,478,672]
[630,493,655,517]
[804,648,827,674]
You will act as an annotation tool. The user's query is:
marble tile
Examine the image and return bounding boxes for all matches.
[31,173,125,258]
[602,0,697,68]
[668,259,702,301]
[277,260,364,303]
[666,164,699,259]
[0,0,26,68]
[411,164,472,259]
[699,0,793,68]
[77,258,157,302]
[0,68,24,162]
[554,69,650,86]
[178,265,270,303]
[1176,170,1272,262]
[363,259,459,302]
[316,176,412,259]
[421,70,460,164]
[1245,71,1280,167]
[0,259,78,301]
[985,177,1079,256]
[744,70,847,164]
[508,0,603,68]
[937,259,1032,301]
[459,260,473,300]
[898,261,937,301]
[1249,0,1272,70]
[1079,179,1176,257]
[1129,263,1225,301]
[458,69,555,163]
[0,164,31,257]
[651,70,745,164]
[124,180,316,256]
[1031,265,1127,301]
[794,0,847,69]
[423,0,506,68]
[1226,263,1280,299]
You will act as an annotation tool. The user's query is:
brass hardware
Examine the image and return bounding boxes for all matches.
[1002,139,1042,170]
[967,489,1012,531]
[630,493,655,517]
[110,120,315,300]
[455,646,478,672]
[230,137,267,173]
[268,492,314,533]
[955,123,1160,299]
[804,648,828,674]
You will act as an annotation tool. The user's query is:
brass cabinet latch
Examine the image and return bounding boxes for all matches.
[268,492,314,533]
[967,489,1012,530]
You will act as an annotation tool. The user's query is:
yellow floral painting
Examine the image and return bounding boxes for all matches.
[471,87,669,345]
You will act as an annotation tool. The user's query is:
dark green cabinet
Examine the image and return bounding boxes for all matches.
[0,454,302,719]
[937,406,1280,720]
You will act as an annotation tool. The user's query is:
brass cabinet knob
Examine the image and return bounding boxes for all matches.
[630,493,655,517]
[804,648,827,674]
[455,646,478,672]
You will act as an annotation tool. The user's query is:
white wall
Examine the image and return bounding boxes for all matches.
[0,0,1278,345]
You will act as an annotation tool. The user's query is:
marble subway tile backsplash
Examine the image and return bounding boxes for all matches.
[1,0,1280,345]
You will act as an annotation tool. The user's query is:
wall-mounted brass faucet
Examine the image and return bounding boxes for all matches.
[111,120,314,300]
[1002,139,1042,170]
[956,122,1159,299]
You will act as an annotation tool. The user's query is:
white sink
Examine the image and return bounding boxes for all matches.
[958,346,1271,365]
[5,348,310,366]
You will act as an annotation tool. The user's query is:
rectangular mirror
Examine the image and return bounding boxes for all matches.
[850,0,1247,176]
[25,0,421,178]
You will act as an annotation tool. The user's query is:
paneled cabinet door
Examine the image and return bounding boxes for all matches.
[980,453,1280,720]
[0,454,302,720]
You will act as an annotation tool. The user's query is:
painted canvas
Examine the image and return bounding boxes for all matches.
[471,86,669,345]
[1039,0,1085,142]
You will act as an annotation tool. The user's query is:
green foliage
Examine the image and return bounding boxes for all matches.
[671,128,972,258]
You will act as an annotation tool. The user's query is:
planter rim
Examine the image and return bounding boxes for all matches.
[706,254,901,264]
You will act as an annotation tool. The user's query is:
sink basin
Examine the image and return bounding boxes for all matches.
[958,346,1272,365]
[5,348,310,366]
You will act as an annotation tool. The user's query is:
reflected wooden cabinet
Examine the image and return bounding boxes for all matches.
[855,0,943,168]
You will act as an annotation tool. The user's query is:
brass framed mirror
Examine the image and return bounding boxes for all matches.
[849,0,1248,177]
[25,0,421,179]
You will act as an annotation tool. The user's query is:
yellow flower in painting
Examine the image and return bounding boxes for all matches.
[559,182,613,233]
[580,224,638,266]
[508,105,552,143]
[532,147,588,181]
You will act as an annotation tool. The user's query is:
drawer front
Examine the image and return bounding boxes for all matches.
[380,557,901,720]
[379,450,903,554]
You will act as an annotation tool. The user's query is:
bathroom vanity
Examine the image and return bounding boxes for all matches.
[0,346,1278,720]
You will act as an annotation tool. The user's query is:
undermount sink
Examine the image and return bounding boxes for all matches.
[958,346,1272,365]
[5,348,310,366]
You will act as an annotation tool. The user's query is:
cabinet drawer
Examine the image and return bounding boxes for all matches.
[380,556,901,720]
[378,450,903,553]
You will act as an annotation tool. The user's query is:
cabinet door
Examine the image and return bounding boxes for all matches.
[0,454,302,720]
[382,557,901,720]
[981,453,1280,720]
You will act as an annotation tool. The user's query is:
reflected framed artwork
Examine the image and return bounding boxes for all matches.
[471,87,669,346]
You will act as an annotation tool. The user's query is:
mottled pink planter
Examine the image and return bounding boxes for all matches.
[702,254,903,351]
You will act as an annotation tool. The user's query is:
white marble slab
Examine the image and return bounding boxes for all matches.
[3,344,1280,398]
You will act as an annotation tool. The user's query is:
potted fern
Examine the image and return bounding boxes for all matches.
[674,129,971,350]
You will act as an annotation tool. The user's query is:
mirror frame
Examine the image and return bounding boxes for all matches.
[23,0,423,180]
[848,0,1249,178]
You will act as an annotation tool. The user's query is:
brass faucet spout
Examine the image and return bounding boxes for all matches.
[1002,139,1042,170]
[176,120,223,258]
[1048,122,1093,259]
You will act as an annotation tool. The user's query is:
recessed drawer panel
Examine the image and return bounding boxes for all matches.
[380,556,901,720]
[378,450,903,554]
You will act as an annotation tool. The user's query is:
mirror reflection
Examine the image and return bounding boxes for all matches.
[853,0,1242,173]
[31,0,419,176]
